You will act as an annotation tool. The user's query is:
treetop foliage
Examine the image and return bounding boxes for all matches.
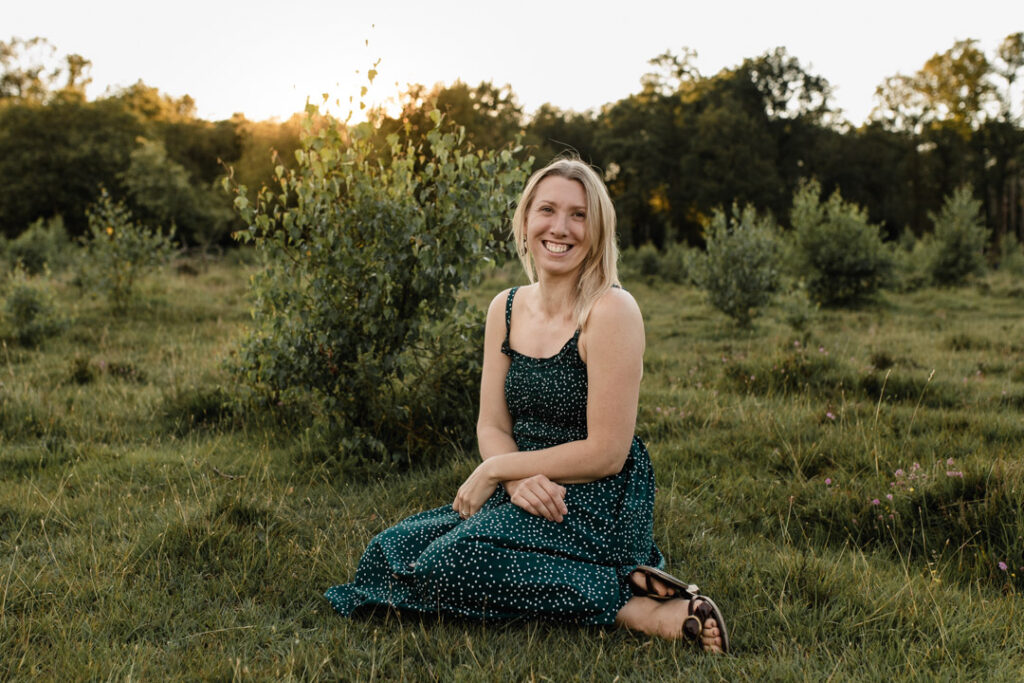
[1,32,1023,258]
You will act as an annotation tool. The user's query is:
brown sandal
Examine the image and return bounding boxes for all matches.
[633,565,731,653]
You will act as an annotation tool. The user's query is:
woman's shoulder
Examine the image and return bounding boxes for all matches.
[485,284,531,323]
[589,285,642,325]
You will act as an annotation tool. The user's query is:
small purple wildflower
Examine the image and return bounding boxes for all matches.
[825,478,832,485]
[946,471,963,478]
[826,411,836,421]
[871,499,880,505]
[946,458,955,466]
[886,493,893,501]
[999,561,1008,572]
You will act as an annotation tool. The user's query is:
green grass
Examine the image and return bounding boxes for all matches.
[2,260,1023,680]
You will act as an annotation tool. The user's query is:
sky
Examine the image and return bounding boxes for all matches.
[7,0,1023,126]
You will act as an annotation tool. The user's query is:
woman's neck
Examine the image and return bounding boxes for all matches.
[533,271,578,323]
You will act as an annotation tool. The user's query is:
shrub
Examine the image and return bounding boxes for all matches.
[122,137,235,248]
[789,179,893,306]
[998,233,1024,276]
[1,266,66,347]
[620,243,661,281]
[79,188,176,311]
[229,104,529,470]
[2,216,72,274]
[889,233,933,292]
[659,241,695,284]
[693,203,780,327]
[928,185,990,286]
[778,286,818,336]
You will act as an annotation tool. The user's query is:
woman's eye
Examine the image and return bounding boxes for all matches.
[574,211,586,219]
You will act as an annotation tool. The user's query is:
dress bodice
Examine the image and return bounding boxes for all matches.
[501,287,589,451]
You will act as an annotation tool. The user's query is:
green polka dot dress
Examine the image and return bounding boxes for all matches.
[324,286,664,624]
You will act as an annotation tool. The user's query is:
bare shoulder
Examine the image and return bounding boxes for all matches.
[487,287,513,316]
[588,286,643,329]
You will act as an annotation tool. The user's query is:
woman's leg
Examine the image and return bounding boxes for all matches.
[614,572,725,653]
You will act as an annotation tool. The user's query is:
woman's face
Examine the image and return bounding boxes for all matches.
[526,175,590,278]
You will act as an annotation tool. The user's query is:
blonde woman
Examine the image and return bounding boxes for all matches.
[325,159,729,653]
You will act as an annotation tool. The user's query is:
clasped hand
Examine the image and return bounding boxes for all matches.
[453,460,568,523]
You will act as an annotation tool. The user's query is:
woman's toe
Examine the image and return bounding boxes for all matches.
[701,618,722,651]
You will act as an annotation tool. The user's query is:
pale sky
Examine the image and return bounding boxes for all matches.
[7,0,1023,125]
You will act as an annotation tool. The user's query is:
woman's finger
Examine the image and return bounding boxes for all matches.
[541,481,568,514]
[511,487,556,520]
[530,478,567,516]
[518,483,564,522]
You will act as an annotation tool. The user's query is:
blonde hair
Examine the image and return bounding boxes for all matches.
[511,159,620,329]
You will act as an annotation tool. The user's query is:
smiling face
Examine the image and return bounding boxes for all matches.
[525,175,591,278]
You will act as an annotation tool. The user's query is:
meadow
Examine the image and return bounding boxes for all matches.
[1,257,1023,680]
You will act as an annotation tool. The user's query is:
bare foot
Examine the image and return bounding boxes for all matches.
[619,570,725,653]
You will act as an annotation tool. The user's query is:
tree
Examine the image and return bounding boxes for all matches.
[872,39,997,133]
[917,39,995,131]
[732,47,834,124]
[524,103,598,167]
[994,32,1024,122]
[121,137,233,246]
[376,80,524,152]
[0,36,90,104]
[927,184,990,285]
[789,179,893,306]
[0,98,142,237]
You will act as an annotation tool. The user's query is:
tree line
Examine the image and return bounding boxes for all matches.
[1,33,1022,252]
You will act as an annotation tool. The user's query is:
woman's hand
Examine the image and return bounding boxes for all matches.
[453,460,500,519]
[507,474,567,523]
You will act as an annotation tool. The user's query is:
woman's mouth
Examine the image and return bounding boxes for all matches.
[543,241,572,254]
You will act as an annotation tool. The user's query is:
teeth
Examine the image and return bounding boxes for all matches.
[544,241,570,253]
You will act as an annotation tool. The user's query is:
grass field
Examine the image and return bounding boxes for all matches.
[1,258,1023,680]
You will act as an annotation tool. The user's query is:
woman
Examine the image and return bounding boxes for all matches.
[325,159,728,653]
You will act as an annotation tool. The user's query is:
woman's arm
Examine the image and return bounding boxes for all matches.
[475,290,566,518]
[476,289,518,460]
[455,288,645,516]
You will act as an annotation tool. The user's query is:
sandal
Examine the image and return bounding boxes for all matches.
[632,565,731,653]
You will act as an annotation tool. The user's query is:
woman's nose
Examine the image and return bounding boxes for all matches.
[550,212,568,235]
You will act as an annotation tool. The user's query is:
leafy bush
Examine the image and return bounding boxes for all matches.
[693,203,780,327]
[778,286,818,336]
[123,137,235,248]
[659,241,695,284]
[229,105,529,470]
[789,179,893,306]
[2,216,72,274]
[1,266,66,347]
[927,185,989,286]
[889,233,933,292]
[620,243,661,281]
[620,242,695,284]
[80,188,176,311]
[998,233,1024,276]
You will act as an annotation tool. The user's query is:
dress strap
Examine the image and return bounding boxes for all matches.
[501,287,519,356]
[505,287,519,335]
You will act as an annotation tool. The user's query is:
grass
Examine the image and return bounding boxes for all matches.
[1,259,1023,680]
